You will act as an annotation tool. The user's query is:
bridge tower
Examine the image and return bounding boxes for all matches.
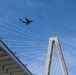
[44,36,68,75]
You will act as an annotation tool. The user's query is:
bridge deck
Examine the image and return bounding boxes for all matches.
[0,39,32,75]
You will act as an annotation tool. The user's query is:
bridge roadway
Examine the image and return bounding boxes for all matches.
[0,39,33,75]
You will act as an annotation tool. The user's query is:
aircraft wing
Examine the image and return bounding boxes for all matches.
[19,19,26,23]
[25,18,30,22]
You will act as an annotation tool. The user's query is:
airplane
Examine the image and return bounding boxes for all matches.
[19,18,33,25]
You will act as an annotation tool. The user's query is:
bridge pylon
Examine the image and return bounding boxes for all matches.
[44,36,68,75]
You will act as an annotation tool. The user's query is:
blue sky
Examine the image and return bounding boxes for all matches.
[0,0,76,75]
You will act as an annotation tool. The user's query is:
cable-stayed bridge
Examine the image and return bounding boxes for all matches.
[2,36,69,75]
[0,18,69,75]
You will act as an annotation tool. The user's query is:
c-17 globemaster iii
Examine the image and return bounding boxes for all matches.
[19,18,33,25]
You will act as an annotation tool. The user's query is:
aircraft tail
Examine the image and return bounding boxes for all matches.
[19,19,22,22]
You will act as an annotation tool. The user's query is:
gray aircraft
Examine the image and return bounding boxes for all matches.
[19,18,33,25]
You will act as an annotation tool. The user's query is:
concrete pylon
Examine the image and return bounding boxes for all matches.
[44,36,68,75]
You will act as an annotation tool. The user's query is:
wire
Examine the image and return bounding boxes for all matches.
[4,38,47,43]
[16,51,47,55]
[0,23,48,42]
[0,27,46,42]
